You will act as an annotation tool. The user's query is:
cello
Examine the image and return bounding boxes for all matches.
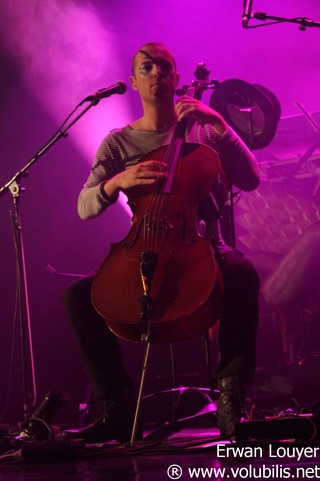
[91,64,226,343]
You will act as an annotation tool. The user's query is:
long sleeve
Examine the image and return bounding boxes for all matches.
[216,127,260,192]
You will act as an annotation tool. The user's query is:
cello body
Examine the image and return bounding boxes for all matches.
[91,142,224,342]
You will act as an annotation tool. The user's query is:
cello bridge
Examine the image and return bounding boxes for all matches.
[143,213,173,234]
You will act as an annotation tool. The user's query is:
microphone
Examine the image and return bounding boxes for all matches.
[242,0,253,28]
[83,81,127,103]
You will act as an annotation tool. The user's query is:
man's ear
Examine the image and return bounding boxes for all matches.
[130,75,138,91]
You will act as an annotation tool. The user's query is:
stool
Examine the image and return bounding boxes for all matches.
[130,329,217,445]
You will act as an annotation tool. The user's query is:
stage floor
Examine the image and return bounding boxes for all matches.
[1,424,319,480]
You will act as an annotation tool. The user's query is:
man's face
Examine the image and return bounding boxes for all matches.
[130,45,179,104]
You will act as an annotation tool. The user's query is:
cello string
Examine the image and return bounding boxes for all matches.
[145,136,179,256]
[149,117,189,255]
[141,84,195,256]
[142,134,176,254]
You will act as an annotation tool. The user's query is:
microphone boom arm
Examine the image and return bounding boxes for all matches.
[1,100,97,197]
[247,11,320,30]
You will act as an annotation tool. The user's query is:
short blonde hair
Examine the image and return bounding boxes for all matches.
[131,42,177,75]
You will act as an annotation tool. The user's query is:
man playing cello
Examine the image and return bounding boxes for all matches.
[64,42,260,441]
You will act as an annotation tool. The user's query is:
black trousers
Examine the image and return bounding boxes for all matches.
[213,248,260,387]
[64,248,260,402]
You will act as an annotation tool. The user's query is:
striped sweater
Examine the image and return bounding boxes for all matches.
[78,119,259,228]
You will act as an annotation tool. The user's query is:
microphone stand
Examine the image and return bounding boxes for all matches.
[0,96,101,420]
[247,11,320,30]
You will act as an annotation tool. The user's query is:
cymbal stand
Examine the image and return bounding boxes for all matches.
[0,97,103,420]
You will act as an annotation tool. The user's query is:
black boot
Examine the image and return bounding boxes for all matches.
[64,399,139,444]
[217,376,243,439]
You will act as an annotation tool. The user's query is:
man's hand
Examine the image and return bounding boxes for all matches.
[103,160,167,197]
[176,95,228,136]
